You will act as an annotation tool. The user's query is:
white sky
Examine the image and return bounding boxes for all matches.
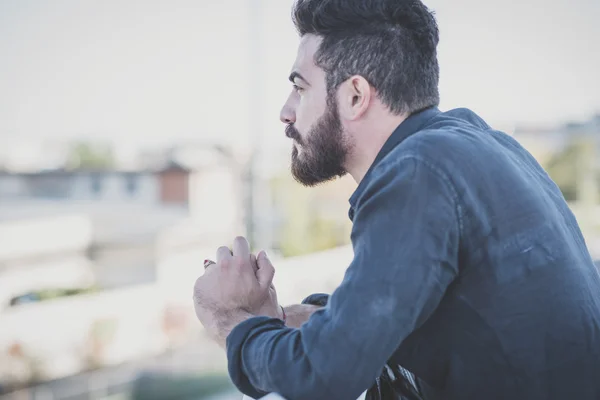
[0,0,599,153]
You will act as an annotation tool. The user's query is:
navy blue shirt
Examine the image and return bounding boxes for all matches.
[226,107,600,400]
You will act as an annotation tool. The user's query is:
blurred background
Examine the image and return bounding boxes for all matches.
[0,0,598,399]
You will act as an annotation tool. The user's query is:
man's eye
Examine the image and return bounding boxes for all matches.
[293,84,303,93]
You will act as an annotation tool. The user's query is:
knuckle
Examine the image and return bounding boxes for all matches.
[233,257,246,267]
[220,257,232,268]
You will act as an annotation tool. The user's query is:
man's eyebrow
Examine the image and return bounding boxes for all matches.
[288,71,310,86]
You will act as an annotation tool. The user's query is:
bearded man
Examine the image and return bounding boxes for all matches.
[193,1,600,399]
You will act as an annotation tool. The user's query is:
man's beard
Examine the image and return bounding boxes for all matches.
[285,98,349,187]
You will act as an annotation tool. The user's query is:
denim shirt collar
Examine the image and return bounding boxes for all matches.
[348,106,441,220]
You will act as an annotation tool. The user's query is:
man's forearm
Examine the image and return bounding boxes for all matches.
[283,304,322,328]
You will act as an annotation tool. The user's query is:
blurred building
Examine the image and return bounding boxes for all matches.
[0,144,244,296]
[0,162,225,211]
[0,144,247,390]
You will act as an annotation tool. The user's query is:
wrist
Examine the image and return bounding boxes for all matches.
[279,305,287,324]
[217,309,254,346]
[283,304,322,328]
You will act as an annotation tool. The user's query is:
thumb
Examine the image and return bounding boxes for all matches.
[256,250,275,290]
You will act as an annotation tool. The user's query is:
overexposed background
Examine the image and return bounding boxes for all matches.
[0,0,599,399]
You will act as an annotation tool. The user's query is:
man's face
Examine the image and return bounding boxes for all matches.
[280,35,351,187]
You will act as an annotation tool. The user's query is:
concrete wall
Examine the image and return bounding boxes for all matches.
[91,241,159,289]
[0,284,168,385]
[0,214,92,262]
[0,214,95,309]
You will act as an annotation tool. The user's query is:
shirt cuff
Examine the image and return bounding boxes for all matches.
[226,316,285,399]
[301,293,330,307]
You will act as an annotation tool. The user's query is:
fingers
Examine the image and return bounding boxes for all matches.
[232,236,251,261]
[250,253,259,273]
[214,237,256,273]
[256,250,275,290]
[216,246,233,265]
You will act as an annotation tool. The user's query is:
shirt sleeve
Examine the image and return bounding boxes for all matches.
[226,155,461,400]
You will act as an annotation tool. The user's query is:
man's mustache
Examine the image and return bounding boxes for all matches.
[285,124,303,144]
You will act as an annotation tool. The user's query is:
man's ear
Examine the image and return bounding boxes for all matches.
[337,75,372,121]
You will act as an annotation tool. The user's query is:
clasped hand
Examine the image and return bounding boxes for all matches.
[192,236,282,347]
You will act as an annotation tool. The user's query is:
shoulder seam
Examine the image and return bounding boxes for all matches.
[375,154,465,237]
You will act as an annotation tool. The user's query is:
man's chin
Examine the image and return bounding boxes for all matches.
[290,162,344,187]
[290,146,347,186]
[291,172,321,187]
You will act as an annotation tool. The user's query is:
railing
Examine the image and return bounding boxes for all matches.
[244,391,367,400]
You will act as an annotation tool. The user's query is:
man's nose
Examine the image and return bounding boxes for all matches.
[280,98,296,124]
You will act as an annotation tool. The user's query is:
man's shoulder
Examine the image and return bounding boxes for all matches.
[379,125,476,172]
[364,126,472,195]
[382,110,513,173]
[372,111,525,199]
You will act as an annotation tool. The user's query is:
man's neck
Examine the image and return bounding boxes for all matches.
[347,114,408,184]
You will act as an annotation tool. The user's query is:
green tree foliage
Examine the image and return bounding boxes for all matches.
[545,136,597,202]
[270,174,353,257]
[67,141,115,170]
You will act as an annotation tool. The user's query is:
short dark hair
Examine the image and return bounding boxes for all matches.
[292,0,440,115]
